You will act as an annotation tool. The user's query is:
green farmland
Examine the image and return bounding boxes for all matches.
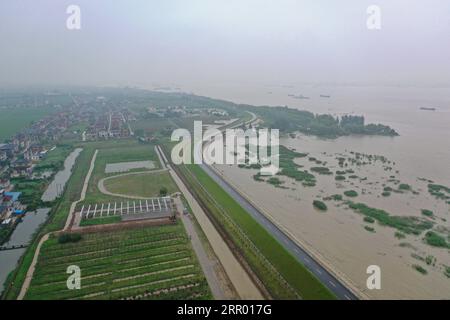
[25,223,211,300]
[0,106,56,141]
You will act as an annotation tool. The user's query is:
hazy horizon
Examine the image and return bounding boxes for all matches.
[1,0,450,88]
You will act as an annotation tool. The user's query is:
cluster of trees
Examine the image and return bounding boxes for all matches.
[251,106,398,137]
[58,233,82,244]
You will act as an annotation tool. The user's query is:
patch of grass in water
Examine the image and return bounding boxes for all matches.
[324,194,343,201]
[395,232,406,239]
[267,177,284,187]
[412,264,427,275]
[424,231,450,249]
[421,209,434,218]
[346,201,434,235]
[398,183,412,191]
[364,216,375,223]
[253,173,265,182]
[310,167,333,175]
[276,146,316,187]
[344,190,358,197]
[313,200,327,211]
[425,255,436,266]
[444,266,450,278]
[427,184,450,200]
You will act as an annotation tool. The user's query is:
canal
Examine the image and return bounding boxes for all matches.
[0,147,82,294]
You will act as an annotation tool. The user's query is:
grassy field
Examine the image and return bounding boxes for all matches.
[79,216,122,227]
[179,163,335,300]
[0,106,57,141]
[80,140,161,204]
[103,171,178,198]
[25,223,211,300]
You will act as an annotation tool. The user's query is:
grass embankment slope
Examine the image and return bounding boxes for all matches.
[180,164,335,300]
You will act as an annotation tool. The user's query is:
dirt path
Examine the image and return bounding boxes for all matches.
[16,233,50,300]
[157,146,263,299]
[17,149,98,300]
[155,145,166,169]
[97,168,168,200]
[174,196,229,299]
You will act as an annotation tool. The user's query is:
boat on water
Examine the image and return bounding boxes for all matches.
[420,107,436,111]
[320,94,331,98]
[288,94,310,100]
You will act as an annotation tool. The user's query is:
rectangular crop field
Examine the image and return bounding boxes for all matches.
[25,223,211,300]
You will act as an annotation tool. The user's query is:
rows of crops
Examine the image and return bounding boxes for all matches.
[25,223,211,300]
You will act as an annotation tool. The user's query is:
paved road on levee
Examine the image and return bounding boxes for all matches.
[199,163,358,300]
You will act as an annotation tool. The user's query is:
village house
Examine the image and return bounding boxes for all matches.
[0,204,8,221]
[24,144,46,162]
[13,133,32,151]
[0,149,7,162]
[0,143,15,159]
[0,178,11,189]
[10,159,32,178]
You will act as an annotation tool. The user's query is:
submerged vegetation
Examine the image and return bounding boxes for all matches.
[277,146,316,187]
[346,201,434,235]
[445,266,450,278]
[412,264,428,275]
[310,167,333,175]
[428,184,450,200]
[313,200,327,211]
[424,231,450,249]
[239,145,316,187]
[395,232,406,239]
[344,190,358,198]
[421,209,434,218]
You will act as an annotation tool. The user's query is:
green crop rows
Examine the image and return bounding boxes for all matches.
[25,223,211,300]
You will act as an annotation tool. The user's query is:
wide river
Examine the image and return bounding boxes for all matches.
[187,84,450,182]
[186,83,450,299]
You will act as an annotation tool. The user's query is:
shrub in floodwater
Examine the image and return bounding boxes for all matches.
[398,183,411,191]
[412,264,427,275]
[313,200,327,211]
[364,217,375,223]
[424,231,450,248]
[344,190,358,197]
[421,209,433,217]
[395,232,405,239]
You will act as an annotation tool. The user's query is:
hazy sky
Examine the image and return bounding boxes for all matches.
[1,0,449,88]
